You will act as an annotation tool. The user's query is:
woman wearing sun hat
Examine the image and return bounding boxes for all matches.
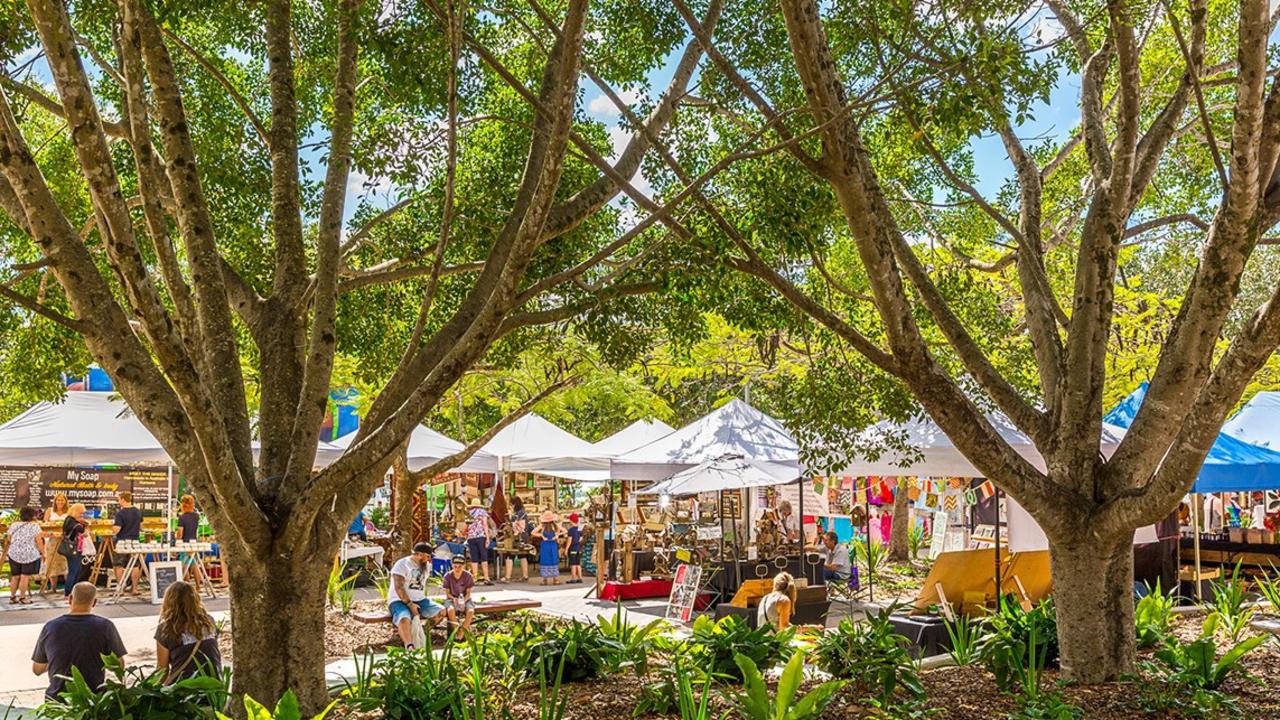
[465,498,494,585]
[537,510,562,585]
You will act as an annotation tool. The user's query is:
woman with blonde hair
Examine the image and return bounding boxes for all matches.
[154,581,221,683]
[59,503,89,599]
[757,571,797,630]
[44,492,69,522]
[41,494,70,594]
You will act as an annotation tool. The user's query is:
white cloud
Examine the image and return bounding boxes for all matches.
[588,89,646,117]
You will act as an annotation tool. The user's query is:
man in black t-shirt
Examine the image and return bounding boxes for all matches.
[111,491,144,596]
[32,582,127,699]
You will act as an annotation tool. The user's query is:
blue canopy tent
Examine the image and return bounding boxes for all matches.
[1107,383,1280,596]
[1105,383,1280,493]
[1223,391,1280,451]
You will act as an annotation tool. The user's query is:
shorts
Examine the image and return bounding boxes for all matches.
[446,598,476,612]
[466,537,488,563]
[8,559,38,576]
[389,599,443,626]
[567,550,582,565]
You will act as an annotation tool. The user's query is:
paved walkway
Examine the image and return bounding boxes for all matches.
[0,579,865,714]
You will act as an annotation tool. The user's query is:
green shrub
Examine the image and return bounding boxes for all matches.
[1135,580,1175,649]
[240,690,336,720]
[811,607,923,703]
[1204,565,1254,643]
[528,620,622,683]
[732,652,845,720]
[1150,613,1269,691]
[979,599,1059,692]
[596,600,665,677]
[943,614,979,666]
[38,655,227,719]
[906,525,928,561]
[339,646,467,720]
[689,614,794,683]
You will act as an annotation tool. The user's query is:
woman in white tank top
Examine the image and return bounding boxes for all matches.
[757,572,797,630]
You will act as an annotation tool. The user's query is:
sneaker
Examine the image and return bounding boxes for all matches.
[405,643,416,651]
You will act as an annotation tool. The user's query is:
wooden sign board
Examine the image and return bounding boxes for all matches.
[149,560,184,605]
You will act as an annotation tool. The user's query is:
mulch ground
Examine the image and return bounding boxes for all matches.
[248,600,1280,719]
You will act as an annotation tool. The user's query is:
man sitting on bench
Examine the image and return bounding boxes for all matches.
[442,555,476,637]
[389,543,443,650]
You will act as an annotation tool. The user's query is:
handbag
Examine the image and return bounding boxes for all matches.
[57,527,79,558]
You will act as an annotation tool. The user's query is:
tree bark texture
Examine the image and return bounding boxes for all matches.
[221,542,333,713]
[887,483,910,563]
[1047,532,1137,683]
[390,449,415,559]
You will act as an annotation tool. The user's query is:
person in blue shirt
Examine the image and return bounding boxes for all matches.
[348,511,368,542]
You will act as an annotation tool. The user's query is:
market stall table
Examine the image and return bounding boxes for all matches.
[599,578,716,608]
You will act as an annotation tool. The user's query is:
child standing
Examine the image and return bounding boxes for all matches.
[565,513,583,584]
[538,511,561,585]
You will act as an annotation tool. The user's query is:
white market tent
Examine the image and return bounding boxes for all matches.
[833,411,1127,477]
[478,413,611,481]
[639,456,797,496]
[832,410,1154,552]
[1222,391,1280,450]
[0,392,347,468]
[0,392,168,466]
[591,419,675,457]
[330,424,498,474]
[611,400,800,482]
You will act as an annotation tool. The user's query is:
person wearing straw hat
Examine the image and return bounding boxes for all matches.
[537,510,562,585]
[464,498,494,585]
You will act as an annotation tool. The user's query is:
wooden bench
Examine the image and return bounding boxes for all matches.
[354,597,542,624]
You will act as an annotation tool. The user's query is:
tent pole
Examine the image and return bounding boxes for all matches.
[166,465,174,542]
[1192,492,1202,601]
[865,484,873,604]
[994,485,1002,603]
[797,477,803,582]
[608,479,616,582]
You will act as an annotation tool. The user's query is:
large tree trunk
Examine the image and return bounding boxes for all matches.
[887,483,910,562]
[223,542,333,717]
[390,449,415,559]
[1047,532,1136,683]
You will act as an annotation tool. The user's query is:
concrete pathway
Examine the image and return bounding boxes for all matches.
[0,578,867,714]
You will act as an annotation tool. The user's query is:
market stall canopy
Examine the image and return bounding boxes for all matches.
[638,455,798,496]
[479,413,611,481]
[591,419,675,457]
[330,424,498,474]
[0,392,169,466]
[1106,383,1280,493]
[0,393,347,468]
[611,400,800,481]
[1223,391,1280,450]
[833,411,1126,477]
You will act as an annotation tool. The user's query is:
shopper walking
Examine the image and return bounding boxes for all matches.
[7,507,44,604]
[464,498,493,585]
[154,581,222,683]
[60,504,90,599]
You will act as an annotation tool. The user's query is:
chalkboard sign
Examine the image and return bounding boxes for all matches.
[149,561,184,605]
